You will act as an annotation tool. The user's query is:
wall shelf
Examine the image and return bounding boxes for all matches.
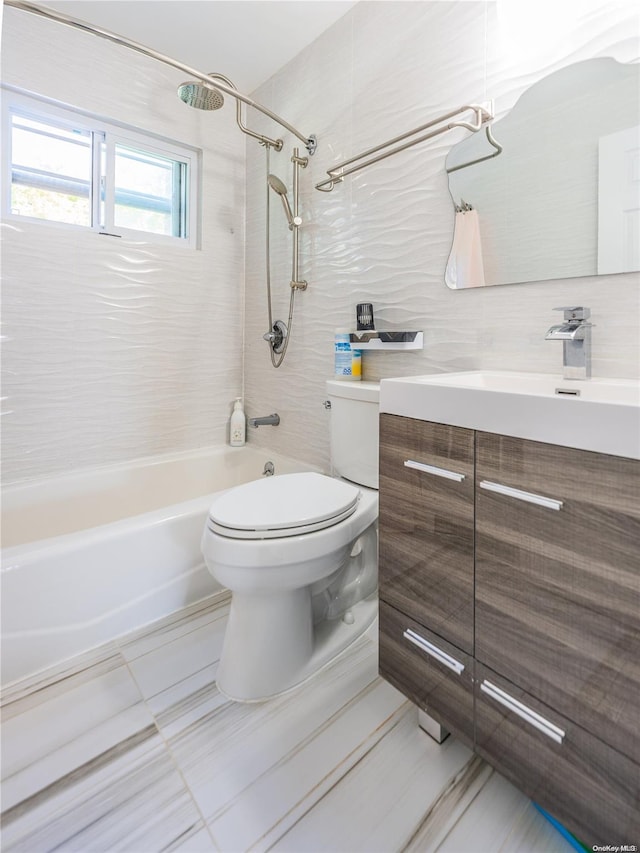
[349,331,423,351]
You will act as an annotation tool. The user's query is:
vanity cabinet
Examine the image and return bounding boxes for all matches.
[378,414,474,653]
[379,600,474,748]
[378,414,640,845]
[475,432,640,765]
[474,663,640,841]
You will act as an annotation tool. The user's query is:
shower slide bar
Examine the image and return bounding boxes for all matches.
[315,102,494,192]
[5,0,318,156]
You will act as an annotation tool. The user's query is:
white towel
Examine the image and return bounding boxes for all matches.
[445,208,486,289]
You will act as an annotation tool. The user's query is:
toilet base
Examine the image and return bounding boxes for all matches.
[216,592,378,702]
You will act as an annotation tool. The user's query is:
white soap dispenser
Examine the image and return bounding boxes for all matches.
[229,398,246,447]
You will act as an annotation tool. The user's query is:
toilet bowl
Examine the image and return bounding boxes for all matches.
[201,380,380,702]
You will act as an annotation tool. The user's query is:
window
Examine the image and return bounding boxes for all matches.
[4,92,198,246]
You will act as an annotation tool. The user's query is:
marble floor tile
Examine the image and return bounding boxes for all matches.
[123,608,228,704]
[2,736,209,853]
[209,675,407,851]
[117,593,230,663]
[168,637,406,842]
[0,638,211,853]
[119,595,230,740]
[272,705,481,853]
[1,641,124,714]
[1,594,577,853]
[416,763,574,853]
[1,648,154,814]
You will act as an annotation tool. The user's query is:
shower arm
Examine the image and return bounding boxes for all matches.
[203,71,285,153]
[5,0,318,156]
[315,103,493,191]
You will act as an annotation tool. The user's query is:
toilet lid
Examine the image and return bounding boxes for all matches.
[207,472,360,539]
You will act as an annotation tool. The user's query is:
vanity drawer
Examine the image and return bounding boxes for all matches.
[379,600,474,747]
[475,662,640,847]
[379,414,475,654]
[475,431,640,763]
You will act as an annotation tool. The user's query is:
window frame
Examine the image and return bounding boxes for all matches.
[2,89,199,249]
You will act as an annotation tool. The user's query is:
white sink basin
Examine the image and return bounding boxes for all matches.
[380,371,640,459]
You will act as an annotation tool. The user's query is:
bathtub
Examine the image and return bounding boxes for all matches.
[1,446,313,687]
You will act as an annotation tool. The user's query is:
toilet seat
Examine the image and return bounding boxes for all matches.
[207,472,360,540]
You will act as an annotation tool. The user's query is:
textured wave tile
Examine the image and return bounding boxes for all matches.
[2,8,245,486]
[245,0,640,480]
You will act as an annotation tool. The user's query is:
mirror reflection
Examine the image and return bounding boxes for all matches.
[445,58,640,289]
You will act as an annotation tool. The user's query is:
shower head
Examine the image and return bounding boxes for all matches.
[268,174,288,196]
[268,173,299,229]
[177,79,224,111]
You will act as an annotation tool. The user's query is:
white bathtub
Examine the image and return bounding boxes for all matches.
[1,446,312,687]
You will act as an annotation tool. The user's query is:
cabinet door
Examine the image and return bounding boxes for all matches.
[475,662,640,847]
[379,600,474,747]
[475,432,640,764]
[379,415,474,653]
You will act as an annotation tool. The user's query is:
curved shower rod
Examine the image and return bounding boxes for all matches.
[5,0,318,156]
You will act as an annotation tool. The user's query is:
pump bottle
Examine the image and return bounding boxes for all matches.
[230,398,246,447]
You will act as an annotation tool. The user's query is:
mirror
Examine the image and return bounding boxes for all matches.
[444,58,640,289]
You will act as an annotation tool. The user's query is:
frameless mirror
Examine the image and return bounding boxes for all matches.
[444,58,640,289]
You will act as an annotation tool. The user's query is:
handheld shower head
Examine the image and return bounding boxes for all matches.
[177,79,224,110]
[267,174,288,196]
[268,173,301,229]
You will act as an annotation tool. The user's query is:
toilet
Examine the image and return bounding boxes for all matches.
[201,380,380,701]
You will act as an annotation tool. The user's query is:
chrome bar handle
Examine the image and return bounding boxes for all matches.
[403,629,465,675]
[481,680,565,744]
[479,480,563,511]
[404,460,465,482]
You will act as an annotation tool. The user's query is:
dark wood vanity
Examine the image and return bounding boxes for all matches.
[378,413,640,846]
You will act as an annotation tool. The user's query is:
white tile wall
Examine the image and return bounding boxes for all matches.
[244,1,640,473]
[1,8,246,484]
[2,2,639,486]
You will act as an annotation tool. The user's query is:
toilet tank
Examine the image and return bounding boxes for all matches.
[326,380,380,489]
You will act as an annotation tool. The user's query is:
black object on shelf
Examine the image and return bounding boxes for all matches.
[356,303,375,330]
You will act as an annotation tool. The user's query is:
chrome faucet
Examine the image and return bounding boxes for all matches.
[248,413,280,428]
[545,306,594,380]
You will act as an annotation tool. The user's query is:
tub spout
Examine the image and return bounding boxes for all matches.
[248,413,280,428]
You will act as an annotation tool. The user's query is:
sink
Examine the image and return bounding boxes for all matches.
[380,371,640,459]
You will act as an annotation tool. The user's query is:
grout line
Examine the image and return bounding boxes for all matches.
[261,700,412,853]
[120,643,223,851]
